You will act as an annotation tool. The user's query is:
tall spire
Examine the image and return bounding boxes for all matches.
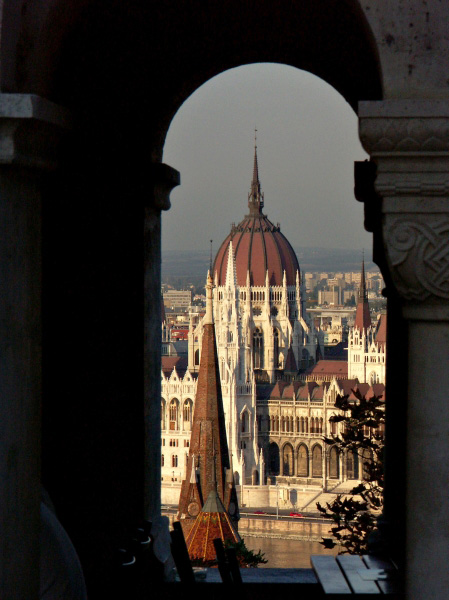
[177,277,239,523]
[248,129,264,216]
[354,254,371,331]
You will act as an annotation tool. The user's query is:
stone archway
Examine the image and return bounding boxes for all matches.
[0,1,385,596]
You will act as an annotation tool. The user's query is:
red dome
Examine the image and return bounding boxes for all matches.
[213,215,300,287]
[213,144,299,287]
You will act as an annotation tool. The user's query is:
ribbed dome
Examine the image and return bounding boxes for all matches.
[213,143,300,287]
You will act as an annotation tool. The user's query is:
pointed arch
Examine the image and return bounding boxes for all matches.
[297,444,309,477]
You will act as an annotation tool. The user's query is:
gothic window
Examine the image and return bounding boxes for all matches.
[369,371,379,385]
[172,455,178,468]
[241,411,248,433]
[346,449,359,479]
[183,400,192,425]
[362,448,373,480]
[297,444,309,477]
[330,416,338,435]
[253,328,264,369]
[273,328,279,367]
[282,443,294,476]
[281,416,285,432]
[268,443,280,475]
[289,416,294,432]
[312,444,323,477]
[296,416,300,433]
[253,306,262,316]
[275,416,279,432]
[161,399,166,431]
[271,306,278,317]
[161,454,164,467]
[329,446,339,479]
[169,399,179,431]
[194,349,200,366]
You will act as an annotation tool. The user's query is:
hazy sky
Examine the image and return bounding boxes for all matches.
[162,63,371,258]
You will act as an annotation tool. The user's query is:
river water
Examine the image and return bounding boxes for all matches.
[243,536,338,569]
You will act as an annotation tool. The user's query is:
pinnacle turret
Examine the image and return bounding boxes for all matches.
[248,131,264,216]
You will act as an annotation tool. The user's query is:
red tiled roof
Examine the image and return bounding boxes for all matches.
[375,313,387,348]
[161,356,188,377]
[306,360,348,376]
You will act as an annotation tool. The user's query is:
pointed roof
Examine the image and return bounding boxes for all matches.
[185,490,240,562]
[177,274,238,521]
[284,345,298,373]
[354,258,371,331]
[375,311,387,349]
[225,241,237,289]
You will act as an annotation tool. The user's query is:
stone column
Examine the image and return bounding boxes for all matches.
[144,163,179,521]
[0,94,69,599]
[359,100,449,600]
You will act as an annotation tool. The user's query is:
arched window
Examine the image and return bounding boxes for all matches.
[161,454,165,467]
[297,444,309,477]
[172,455,178,467]
[273,328,280,368]
[346,449,359,479]
[330,416,338,435]
[312,444,323,477]
[296,416,300,433]
[241,410,248,433]
[161,399,166,431]
[275,415,279,432]
[329,446,339,479]
[183,400,192,427]
[361,448,373,480]
[282,443,294,476]
[253,328,264,369]
[281,416,285,432]
[268,442,280,475]
[369,371,379,385]
[169,399,179,430]
[194,349,200,366]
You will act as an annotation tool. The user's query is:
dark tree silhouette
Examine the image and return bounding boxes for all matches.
[317,388,385,554]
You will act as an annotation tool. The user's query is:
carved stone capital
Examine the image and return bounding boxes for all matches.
[383,204,449,309]
[0,94,71,170]
[359,101,449,319]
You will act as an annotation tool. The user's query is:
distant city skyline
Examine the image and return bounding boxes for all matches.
[162,63,371,260]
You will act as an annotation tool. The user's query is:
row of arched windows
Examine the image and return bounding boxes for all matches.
[265,415,330,434]
[161,398,193,431]
[268,442,372,479]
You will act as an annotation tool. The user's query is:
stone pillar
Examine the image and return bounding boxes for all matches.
[144,163,179,520]
[359,100,449,600]
[0,94,69,599]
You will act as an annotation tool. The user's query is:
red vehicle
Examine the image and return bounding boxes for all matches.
[289,512,303,518]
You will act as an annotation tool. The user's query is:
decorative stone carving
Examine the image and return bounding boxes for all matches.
[358,101,449,313]
[384,212,449,302]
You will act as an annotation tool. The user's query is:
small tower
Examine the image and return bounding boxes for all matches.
[177,272,239,530]
[354,257,371,332]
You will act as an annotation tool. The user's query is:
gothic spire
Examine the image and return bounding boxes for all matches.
[177,274,239,523]
[248,129,264,216]
[354,255,371,331]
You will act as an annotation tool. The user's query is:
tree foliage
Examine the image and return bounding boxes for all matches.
[317,388,385,554]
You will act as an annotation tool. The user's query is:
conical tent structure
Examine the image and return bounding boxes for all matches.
[185,489,241,563]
